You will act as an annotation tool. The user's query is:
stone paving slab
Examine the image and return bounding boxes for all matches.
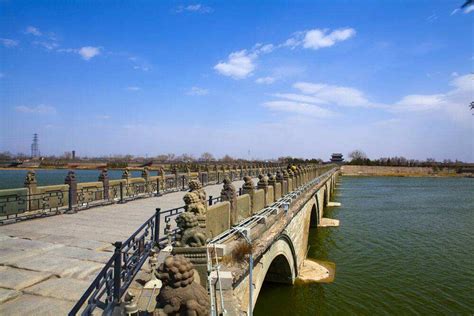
[0,288,21,304]
[0,178,250,313]
[44,246,112,264]
[36,234,109,251]
[7,254,103,280]
[0,237,62,252]
[23,277,91,302]
[0,294,74,315]
[0,266,53,290]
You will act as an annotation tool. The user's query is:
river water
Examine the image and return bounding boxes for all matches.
[0,169,147,190]
[254,176,474,315]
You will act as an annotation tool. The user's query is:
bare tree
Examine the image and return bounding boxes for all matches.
[348,150,367,161]
[200,152,215,162]
[220,154,235,162]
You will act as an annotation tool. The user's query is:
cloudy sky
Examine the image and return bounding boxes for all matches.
[0,1,472,161]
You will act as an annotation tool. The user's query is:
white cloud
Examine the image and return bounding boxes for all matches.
[426,13,438,22]
[272,93,327,104]
[215,27,355,80]
[304,28,356,49]
[214,50,257,79]
[262,100,334,118]
[451,72,459,77]
[128,56,151,71]
[256,76,277,84]
[187,86,209,96]
[393,94,446,112]
[126,86,141,91]
[389,74,473,126]
[464,5,474,13]
[33,41,59,50]
[176,4,213,13]
[450,73,473,91]
[293,82,372,107]
[78,46,101,60]
[284,28,356,50]
[15,105,56,114]
[0,38,19,48]
[25,26,42,36]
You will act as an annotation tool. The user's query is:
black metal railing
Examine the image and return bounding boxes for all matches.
[69,165,336,315]
[70,207,163,316]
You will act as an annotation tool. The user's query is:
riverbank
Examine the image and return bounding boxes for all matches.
[340,165,466,177]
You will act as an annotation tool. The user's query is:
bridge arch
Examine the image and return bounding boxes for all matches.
[310,203,319,227]
[250,234,297,310]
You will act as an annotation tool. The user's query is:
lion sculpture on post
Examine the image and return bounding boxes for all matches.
[155,255,210,315]
[175,212,207,247]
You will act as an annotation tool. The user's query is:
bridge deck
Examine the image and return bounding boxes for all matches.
[0,179,247,315]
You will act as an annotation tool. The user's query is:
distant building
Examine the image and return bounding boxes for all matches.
[330,153,344,163]
[72,150,76,160]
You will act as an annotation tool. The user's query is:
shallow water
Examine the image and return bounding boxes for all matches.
[254,176,474,315]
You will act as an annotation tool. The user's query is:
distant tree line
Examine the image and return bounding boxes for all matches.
[347,149,467,169]
[0,151,325,165]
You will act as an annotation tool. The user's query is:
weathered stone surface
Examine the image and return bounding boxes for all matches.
[24,277,91,302]
[0,237,61,252]
[206,202,231,238]
[8,254,103,280]
[0,266,53,290]
[44,246,111,263]
[252,189,265,213]
[236,194,251,222]
[36,234,107,251]
[296,259,334,283]
[0,294,74,315]
[0,288,21,304]
[318,218,340,227]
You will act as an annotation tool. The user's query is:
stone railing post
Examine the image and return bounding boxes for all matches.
[98,168,110,200]
[122,168,131,196]
[24,170,37,211]
[65,171,77,210]
[257,174,268,194]
[241,176,255,210]
[220,177,238,224]
[172,167,179,189]
[141,167,150,193]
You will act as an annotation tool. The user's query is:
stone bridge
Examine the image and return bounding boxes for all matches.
[204,167,339,315]
[0,164,339,315]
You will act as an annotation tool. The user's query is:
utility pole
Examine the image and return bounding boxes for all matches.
[31,133,39,158]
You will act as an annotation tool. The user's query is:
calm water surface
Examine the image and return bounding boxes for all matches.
[255,176,474,315]
[0,169,146,189]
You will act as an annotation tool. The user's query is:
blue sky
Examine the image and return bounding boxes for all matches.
[0,1,473,161]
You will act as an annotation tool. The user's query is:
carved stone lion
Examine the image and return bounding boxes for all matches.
[155,255,210,315]
[241,176,254,194]
[188,180,206,208]
[24,170,37,186]
[175,212,207,247]
[257,174,269,189]
[220,177,237,210]
[183,192,206,217]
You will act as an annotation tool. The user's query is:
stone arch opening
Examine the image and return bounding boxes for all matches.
[263,254,294,284]
[323,186,329,207]
[310,203,319,227]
